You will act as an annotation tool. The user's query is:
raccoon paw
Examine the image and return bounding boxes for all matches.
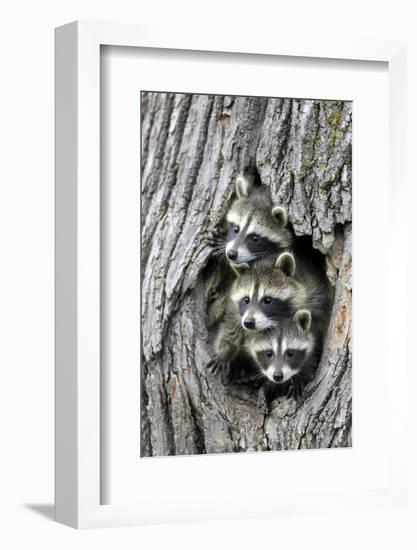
[204,227,225,247]
[206,286,221,303]
[207,356,231,377]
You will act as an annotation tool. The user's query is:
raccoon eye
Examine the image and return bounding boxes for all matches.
[233,225,240,234]
[263,296,272,305]
[243,296,250,304]
[286,349,295,358]
[250,234,260,242]
[266,351,273,358]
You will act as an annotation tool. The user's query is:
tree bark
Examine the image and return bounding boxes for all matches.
[141,92,352,456]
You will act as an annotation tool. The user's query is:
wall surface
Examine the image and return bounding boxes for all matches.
[0,0,416,548]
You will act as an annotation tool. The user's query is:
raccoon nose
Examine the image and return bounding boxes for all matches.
[273,372,284,382]
[243,318,255,329]
[227,249,238,261]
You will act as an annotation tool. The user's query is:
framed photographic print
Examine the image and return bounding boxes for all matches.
[55,21,408,528]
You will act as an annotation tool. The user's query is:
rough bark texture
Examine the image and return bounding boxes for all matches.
[141,92,352,456]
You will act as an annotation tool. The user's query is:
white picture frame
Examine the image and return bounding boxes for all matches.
[55,21,407,529]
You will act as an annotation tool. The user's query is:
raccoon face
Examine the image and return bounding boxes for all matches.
[249,310,313,383]
[224,175,292,267]
[231,253,305,332]
[236,292,294,332]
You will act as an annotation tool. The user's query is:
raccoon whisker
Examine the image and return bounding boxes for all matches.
[247,250,275,260]
[235,258,256,265]
[269,316,289,324]
[265,323,282,334]
[210,247,226,257]
[207,232,226,241]
[233,251,270,263]
[255,323,277,331]
[254,370,267,381]
[209,243,226,250]
[251,251,270,257]
[208,239,226,246]
[225,318,243,334]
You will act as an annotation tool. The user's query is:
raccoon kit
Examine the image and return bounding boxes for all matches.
[246,310,323,412]
[207,169,293,272]
[206,171,332,409]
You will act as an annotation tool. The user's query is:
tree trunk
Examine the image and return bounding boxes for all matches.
[141,92,352,456]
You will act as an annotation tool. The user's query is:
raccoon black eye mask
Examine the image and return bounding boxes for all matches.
[239,294,294,330]
[225,222,280,264]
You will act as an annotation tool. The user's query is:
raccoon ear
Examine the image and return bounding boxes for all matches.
[294,309,312,333]
[235,174,251,198]
[275,252,296,277]
[271,205,288,228]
